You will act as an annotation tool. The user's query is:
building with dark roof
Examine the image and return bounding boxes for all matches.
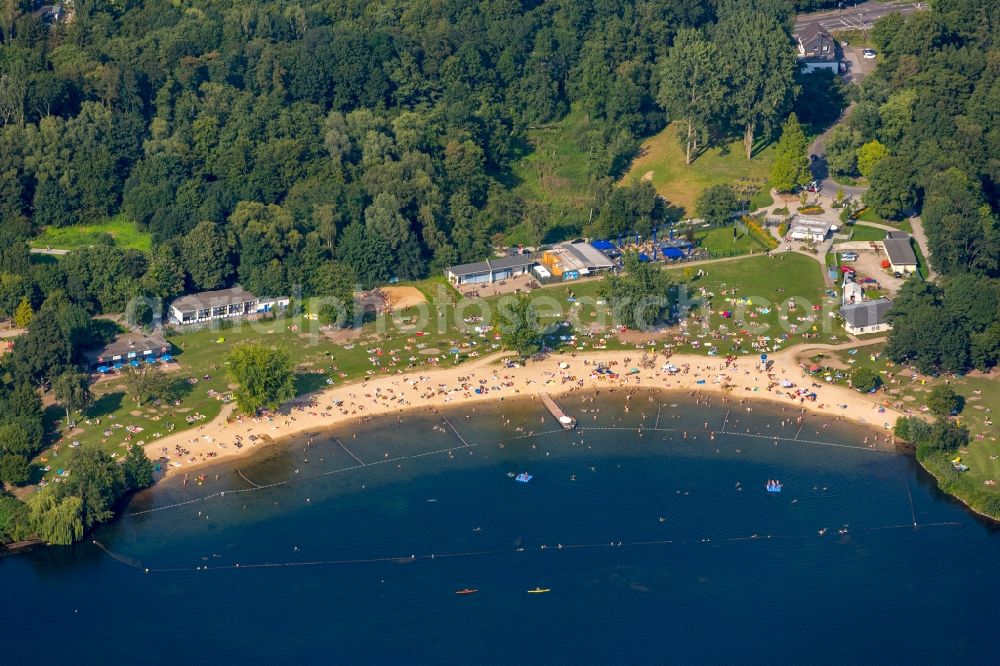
[881,233,918,274]
[82,332,171,370]
[840,298,893,335]
[797,29,839,73]
[168,287,289,325]
[445,254,538,286]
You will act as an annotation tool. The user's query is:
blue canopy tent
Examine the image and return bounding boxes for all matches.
[662,247,685,259]
[591,240,616,251]
[129,359,141,368]
[144,357,157,364]
[638,253,651,262]
[113,362,124,370]
[160,354,173,363]
[97,365,110,374]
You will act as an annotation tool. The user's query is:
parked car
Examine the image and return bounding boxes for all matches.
[806,180,821,193]
[863,49,877,59]
[893,271,903,278]
[841,251,859,262]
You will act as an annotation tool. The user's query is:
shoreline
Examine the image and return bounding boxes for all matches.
[145,347,901,478]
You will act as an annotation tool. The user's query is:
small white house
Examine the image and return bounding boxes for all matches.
[797,29,839,74]
[789,218,835,243]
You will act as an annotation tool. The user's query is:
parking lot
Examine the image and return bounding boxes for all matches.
[832,245,907,295]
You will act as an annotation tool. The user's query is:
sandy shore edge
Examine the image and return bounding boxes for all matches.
[145,347,900,478]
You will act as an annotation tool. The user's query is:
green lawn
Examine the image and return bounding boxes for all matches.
[30,215,152,253]
[695,225,763,255]
[660,253,838,354]
[621,121,777,216]
[849,224,889,242]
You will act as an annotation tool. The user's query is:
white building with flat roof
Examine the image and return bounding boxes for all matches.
[168,287,289,325]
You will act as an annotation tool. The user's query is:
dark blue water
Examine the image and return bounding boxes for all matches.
[2,392,997,663]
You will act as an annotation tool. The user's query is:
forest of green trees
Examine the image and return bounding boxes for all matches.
[0,0,832,315]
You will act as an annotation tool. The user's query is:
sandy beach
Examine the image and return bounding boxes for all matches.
[144,346,900,476]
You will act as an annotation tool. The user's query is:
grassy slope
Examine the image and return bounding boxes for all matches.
[621,122,777,216]
[505,108,603,245]
[30,215,152,253]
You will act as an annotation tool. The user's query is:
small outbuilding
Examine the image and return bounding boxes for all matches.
[881,233,918,274]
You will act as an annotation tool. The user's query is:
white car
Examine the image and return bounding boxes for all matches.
[841,251,859,262]
[862,49,877,59]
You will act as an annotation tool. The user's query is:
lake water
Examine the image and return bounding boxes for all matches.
[2,391,998,663]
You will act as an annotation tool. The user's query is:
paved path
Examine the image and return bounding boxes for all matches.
[907,216,935,279]
[29,247,69,256]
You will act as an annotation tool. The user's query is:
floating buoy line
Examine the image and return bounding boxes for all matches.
[93,521,961,576]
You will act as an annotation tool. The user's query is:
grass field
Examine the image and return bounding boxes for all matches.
[695,225,763,255]
[30,215,152,253]
[849,224,889,242]
[621,122,777,216]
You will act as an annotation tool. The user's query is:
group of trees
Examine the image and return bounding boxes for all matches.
[0,0,851,324]
[886,277,1000,374]
[821,1,998,229]
[850,1,1000,375]
[658,3,799,163]
[599,253,676,330]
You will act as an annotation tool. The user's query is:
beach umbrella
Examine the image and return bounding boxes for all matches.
[780,379,793,388]
[808,364,820,372]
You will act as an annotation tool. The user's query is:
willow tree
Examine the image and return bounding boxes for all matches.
[29,490,84,546]
[228,342,296,414]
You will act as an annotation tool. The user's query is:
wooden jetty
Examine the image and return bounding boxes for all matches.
[540,393,576,430]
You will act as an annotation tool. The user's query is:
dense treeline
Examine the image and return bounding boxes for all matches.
[825,0,1000,374]
[0,0,816,308]
[0,0,716,298]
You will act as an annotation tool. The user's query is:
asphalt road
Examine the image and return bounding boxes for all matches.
[794,1,926,39]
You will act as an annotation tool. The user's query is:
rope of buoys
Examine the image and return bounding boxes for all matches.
[99,521,962,575]
[236,467,263,489]
[440,416,472,447]
[335,438,366,465]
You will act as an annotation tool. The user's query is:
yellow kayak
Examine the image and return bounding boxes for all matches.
[527,587,551,594]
